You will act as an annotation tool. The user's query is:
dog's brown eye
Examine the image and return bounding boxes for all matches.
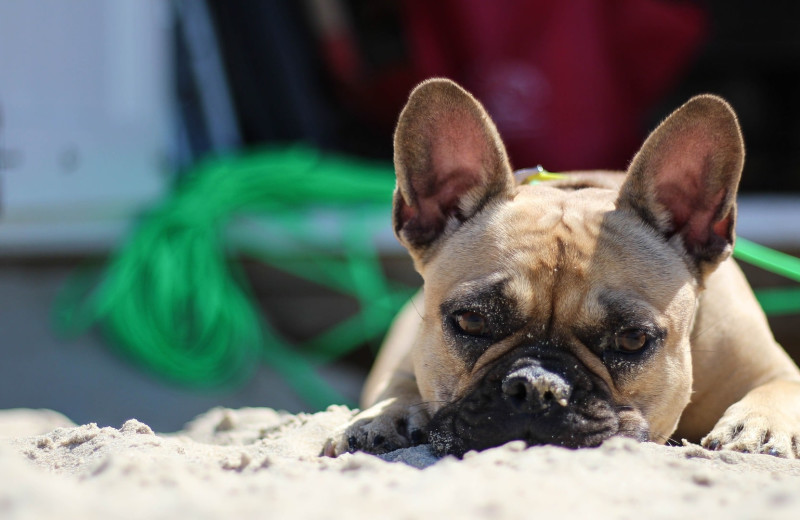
[614,330,648,352]
[455,311,489,336]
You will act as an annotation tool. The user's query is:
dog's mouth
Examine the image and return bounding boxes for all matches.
[426,353,649,457]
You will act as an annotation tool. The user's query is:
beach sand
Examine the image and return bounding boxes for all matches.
[2,406,800,519]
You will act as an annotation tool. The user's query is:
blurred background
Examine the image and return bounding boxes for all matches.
[1,0,798,432]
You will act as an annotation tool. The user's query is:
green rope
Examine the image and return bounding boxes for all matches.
[734,238,800,282]
[734,237,800,316]
[53,145,413,409]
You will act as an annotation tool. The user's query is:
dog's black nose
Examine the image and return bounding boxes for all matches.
[501,364,572,412]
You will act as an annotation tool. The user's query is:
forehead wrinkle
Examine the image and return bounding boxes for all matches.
[487,192,610,338]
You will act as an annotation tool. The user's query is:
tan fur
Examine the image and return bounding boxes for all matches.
[324,79,800,458]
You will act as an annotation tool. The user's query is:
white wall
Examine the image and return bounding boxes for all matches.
[0,0,174,254]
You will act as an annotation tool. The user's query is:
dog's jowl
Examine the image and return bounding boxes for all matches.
[324,78,800,458]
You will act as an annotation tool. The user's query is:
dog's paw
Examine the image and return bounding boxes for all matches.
[701,402,800,458]
[322,398,429,457]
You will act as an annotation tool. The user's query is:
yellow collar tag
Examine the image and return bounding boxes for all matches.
[516,166,567,185]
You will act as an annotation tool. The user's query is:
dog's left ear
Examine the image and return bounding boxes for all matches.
[618,95,744,276]
[392,78,515,265]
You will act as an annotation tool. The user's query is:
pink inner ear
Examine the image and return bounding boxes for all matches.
[394,80,514,250]
[682,186,728,246]
[404,169,480,240]
[419,109,493,210]
[396,108,497,246]
[652,127,733,247]
[431,120,487,181]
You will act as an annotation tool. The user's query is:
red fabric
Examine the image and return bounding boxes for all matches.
[400,0,707,171]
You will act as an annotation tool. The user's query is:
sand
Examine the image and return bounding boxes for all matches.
[2,406,800,520]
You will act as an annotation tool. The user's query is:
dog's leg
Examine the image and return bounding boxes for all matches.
[679,259,800,457]
[324,295,429,456]
[322,364,429,456]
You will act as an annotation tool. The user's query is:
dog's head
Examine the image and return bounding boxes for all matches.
[392,78,744,456]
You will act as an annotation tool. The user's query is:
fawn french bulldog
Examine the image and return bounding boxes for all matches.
[325,78,800,458]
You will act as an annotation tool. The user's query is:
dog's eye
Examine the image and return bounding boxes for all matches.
[614,329,648,352]
[455,311,489,336]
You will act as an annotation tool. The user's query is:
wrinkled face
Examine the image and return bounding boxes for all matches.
[416,184,698,457]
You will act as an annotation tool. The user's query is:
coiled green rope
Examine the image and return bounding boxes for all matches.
[53,146,414,409]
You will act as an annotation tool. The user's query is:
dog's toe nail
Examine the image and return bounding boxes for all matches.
[372,434,386,447]
[322,440,336,457]
[410,429,426,445]
[767,447,782,457]
[347,435,359,451]
[707,440,721,451]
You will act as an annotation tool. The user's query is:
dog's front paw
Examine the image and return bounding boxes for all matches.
[323,398,429,457]
[701,401,800,458]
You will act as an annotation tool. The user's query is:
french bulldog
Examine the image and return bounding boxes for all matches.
[324,78,800,458]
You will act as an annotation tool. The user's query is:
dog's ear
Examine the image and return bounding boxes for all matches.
[618,95,744,276]
[392,78,514,263]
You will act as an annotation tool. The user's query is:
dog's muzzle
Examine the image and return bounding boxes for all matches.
[427,348,648,457]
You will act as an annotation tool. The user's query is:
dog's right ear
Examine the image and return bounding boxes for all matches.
[617,94,744,278]
[392,78,515,264]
